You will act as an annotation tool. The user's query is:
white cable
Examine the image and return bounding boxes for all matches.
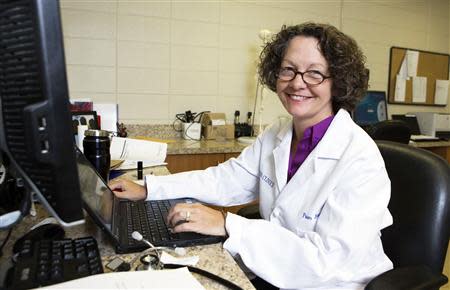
[131,231,164,268]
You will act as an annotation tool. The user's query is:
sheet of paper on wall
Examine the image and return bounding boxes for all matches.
[406,50,419,77]
[434,79,449,105]
[398,55,408,79]
[412,76,427,103]
[46,267,205,289]
[110,137,167,170]
[394,75,407,102]
[94,103,118,132]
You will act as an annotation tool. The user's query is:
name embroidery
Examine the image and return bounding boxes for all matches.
[302,212,321,220]
[260,174,275,188]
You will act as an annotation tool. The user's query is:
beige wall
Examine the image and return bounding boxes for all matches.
[60,0,450,125]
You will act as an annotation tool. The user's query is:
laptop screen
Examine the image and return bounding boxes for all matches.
[75,148,117,239]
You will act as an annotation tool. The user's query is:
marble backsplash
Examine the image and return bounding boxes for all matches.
[125,124,264,140]
[125,124,182,139]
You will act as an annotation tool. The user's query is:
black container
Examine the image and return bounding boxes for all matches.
[83,130,111,182]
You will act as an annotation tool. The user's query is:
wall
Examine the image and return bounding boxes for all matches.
[60,0,450,125]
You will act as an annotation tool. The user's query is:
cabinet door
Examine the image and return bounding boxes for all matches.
[224,152,240,160]
[165,153,225,173]
[424,147,450,163]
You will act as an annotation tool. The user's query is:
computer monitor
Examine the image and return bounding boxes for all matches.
[353,91,388,126]
[0,0,84,226]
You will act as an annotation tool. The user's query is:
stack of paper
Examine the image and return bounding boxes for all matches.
[110,137,167,170]
[47,267,204,289]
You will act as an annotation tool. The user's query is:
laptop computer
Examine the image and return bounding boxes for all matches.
[75,148,224,254]
[391,114,440,142]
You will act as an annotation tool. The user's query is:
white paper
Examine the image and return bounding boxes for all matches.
[406,50,419,77]
[160,251,199,266]
[398,56,408,79]
[116,160,167,170]
[93,103,118,132]
[211,119,226,126]
[434,79,449,105]
[412,76,427,103]
[45,267,204,289]
[110,137,167,170]
[394,75,406,102]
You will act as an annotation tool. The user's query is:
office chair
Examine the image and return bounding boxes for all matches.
[365,141,449,289]
[237,141,450,290]
[365,120,411,144]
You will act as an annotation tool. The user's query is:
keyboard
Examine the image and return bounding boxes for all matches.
[125,200,177,246]
[9,237,103,289]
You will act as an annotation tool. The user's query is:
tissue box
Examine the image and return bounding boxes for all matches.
[201,113,234,140]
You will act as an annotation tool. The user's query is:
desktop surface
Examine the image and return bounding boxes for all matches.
[0,166,255,290]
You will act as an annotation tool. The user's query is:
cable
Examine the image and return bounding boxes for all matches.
[174,111,210,141]
[131,230,242,289]
[164,263,244,290]
[172,118,183,133]
[130,231,165,268]
[251,80,260,137]
[0,228,12,257]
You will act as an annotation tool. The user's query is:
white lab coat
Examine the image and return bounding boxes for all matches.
[146,109,393,290]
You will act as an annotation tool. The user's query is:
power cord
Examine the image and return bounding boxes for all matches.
[164,263,244,290]
[131,230,243,290]
[173,111,210,140]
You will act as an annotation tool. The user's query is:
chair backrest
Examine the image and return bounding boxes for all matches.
[369,120,411,144]
[377,141,450,274]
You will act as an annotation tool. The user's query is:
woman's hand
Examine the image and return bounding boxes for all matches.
[166,203,227,237]
[108,179,147,201]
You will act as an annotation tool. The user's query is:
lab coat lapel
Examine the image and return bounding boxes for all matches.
[272,121,292,192]
[277,109,351,198]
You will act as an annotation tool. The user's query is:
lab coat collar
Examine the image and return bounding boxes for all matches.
[314,109,353,160]
[272,109,353,192]
[273,120,293,192]
[274,109,352,160]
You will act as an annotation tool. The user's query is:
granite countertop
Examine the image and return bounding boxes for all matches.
[125,123,253,155]
[0,166,255,290]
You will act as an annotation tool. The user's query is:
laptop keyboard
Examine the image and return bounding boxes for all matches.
[10,237,102,289]
[124,200,180,246]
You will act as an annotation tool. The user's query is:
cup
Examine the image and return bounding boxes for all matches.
[83,129,111,182]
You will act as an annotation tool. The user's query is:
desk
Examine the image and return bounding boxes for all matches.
[0,167,255,290]
[411,140,450,163]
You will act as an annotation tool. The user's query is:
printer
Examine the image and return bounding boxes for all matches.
[412,112,450,140]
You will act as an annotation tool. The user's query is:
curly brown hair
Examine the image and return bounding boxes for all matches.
[258,22,369,113]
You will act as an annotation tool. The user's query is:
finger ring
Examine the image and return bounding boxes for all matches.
[185,211,191,222]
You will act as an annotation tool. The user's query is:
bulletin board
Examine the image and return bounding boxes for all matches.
[387,46,449,106]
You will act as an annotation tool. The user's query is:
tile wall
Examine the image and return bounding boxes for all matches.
[60,0,450,125]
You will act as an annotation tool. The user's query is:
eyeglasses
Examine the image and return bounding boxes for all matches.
[277,67,331,85]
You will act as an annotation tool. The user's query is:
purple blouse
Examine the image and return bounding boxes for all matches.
[287,115,334,182]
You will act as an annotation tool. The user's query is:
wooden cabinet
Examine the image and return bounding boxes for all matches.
[413,141,450,163]
[165,152,240,173]
[165,152,247,213]
[423,146,450,163]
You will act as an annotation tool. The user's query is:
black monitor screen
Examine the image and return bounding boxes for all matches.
[0,0,84,226]
[353,91,388,126]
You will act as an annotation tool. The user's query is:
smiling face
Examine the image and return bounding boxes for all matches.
[276,36,334,129]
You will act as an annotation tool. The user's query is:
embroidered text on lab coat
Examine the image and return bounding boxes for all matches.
[260,173,275,188]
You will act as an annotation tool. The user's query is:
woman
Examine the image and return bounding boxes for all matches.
[109,22,393,289]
